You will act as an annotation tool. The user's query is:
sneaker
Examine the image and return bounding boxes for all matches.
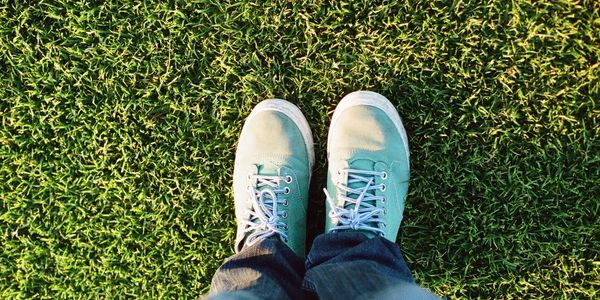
[233,99,314,256]
[324,91,410,241]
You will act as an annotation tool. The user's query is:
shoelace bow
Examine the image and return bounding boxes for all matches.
[243,175,289,247]
[324,169,387,236]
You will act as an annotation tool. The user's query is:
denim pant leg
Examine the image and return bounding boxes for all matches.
[303,232,439,300]
[207,238,305,300]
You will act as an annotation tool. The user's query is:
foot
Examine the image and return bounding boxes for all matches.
[233,99,314,256]
[325,91,410,242]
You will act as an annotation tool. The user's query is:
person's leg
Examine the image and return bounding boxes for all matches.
[207,99,315,300]
[303,232,437,299]
[305,91,438,299]
[209,237,305,300]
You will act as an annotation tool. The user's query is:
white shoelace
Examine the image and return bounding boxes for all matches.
[243,175,289,247]
[324,168,387,236]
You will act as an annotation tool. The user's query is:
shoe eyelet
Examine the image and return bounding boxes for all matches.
[380,184,386,192]
[282,211,288,218]
[381,172,388,180]
[247,174,253,180]
[337,169,342,175]
[283,200,289,207]
[285,176,293,183]
[284,187,290,194]
[382,198,386,203]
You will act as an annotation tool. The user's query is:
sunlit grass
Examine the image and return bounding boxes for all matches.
[0,0,598,298]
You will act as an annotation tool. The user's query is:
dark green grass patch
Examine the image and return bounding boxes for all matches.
[1,0,598,298]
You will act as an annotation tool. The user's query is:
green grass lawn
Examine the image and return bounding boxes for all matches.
[1,0,598,298]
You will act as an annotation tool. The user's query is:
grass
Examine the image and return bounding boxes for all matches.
[0,0,598,298]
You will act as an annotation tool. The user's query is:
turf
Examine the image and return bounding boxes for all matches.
[0,0,598,298]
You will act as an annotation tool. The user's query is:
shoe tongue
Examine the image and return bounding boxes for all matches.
[346,159,375,193]
[253,164,281,192]
[257,163,279,175]
[341,159,379,238]
[246,165,280,240]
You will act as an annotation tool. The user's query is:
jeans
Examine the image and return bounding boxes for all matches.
[207,232,439,300]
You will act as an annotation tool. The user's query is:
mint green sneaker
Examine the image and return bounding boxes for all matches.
[324,91,410,242]
[233,99,314,257]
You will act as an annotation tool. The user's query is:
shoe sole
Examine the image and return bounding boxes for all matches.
[244,99,315,173]
[328,91,410,163]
